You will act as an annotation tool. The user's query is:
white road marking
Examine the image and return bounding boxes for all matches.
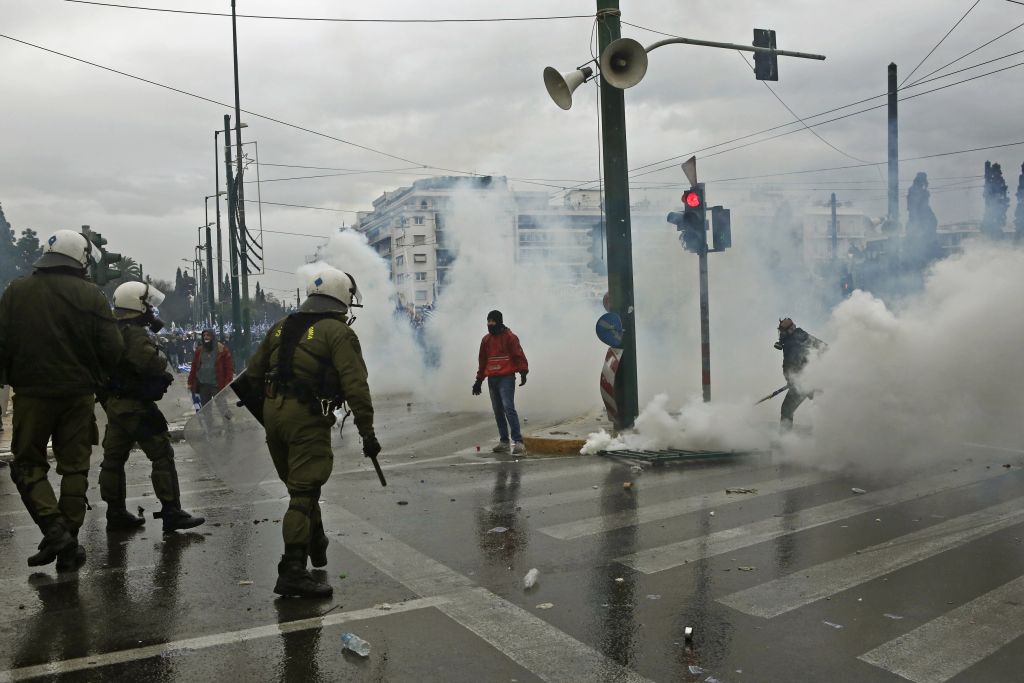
[440,459,615,496]
[718,496,1024,618]
[618,466,1010,574]
[540,471,835,540]
[858,574,1024,683]
[0,596,448,682]
[323,506,653,683]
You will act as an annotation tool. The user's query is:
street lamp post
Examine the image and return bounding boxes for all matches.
[214,125,243,338]
[230,0,251,361]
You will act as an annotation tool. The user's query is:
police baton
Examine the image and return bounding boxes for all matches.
[754,384,789,405]
[369,455,387,487]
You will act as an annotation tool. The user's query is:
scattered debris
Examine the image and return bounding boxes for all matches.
[397,501,409,506]
[622,482,633,490]
[524,568,539,589]
[823,621,844,629]
[614,577,625,584]
[646,594,661,600]
[488,526,509,534]
[592,485,599,489]
[851,487,867,494]
[737,566,756,572]
[338,573,347,579]
[535,602,554,609]
[238,580,254,586]
[726,487,757,494]
[688,665,705,674]
[684,626,694,642]
[883,613,904,620]
[376,603,393,611]
[705,677,723,683]
[630,465,643,474]
[709,511,715,516]
[1003,464,1012,468]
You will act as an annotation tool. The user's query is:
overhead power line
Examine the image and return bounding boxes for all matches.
[63,1,593,23]
[908,19,1024,86]
[899,0,981,86]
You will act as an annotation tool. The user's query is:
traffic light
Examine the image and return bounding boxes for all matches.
[94,251,122,285]
[711,206,732,252]
[753,28,778,81]
[666,183,707,253]
[840,271,854,298]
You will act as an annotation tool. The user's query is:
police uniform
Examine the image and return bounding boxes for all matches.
[246,289,377,598]
[776,320,827,428]
[0,232,124,569]
[99,315,204,533]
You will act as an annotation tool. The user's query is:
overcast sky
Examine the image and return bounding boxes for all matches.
[2,0,1023,295]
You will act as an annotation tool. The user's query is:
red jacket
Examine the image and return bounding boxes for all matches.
[476,329,528,381]
[187,342,234,391]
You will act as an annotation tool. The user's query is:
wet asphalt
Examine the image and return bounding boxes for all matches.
[1,395,1023,682]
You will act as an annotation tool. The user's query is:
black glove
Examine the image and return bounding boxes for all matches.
[472,379,483,396]
[773,341,784,350]
[362,433,382,459]
[519,371,528,387]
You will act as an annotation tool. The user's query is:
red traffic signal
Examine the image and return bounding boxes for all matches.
[684,191,702,208]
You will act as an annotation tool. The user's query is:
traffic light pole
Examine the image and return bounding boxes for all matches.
[597,0,640,430]
[231,0,251,360]
[698,246,711,403]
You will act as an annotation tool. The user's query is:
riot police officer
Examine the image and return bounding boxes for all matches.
[98,281,205,533]
[245,269,380,598]
[0,230,124,570]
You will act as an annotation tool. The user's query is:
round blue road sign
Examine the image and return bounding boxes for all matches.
[596,312,624,349]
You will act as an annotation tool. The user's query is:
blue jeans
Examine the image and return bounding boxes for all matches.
[487,375,521,443]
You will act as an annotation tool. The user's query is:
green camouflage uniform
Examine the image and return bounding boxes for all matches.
[0,270,124,532]
[99,322,179,509]
[246,311,375,555]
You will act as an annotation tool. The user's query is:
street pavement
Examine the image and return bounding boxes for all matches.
[1,395,1024,682]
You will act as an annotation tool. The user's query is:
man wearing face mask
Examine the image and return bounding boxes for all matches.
[187,328,234,408]
[97,281,205,534]
[472,310,529,455]
[0,230,124,570]
[774,317,827,430]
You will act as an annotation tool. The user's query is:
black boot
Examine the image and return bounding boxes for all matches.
[56,542,87,572]
[159,504,205,533]
[274,546,332,599]
[106,507,146,531]
[309,523,328,568]
[27,517,75,567]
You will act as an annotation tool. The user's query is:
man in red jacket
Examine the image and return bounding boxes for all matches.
[472,310,528,454]
[187,329,234,406]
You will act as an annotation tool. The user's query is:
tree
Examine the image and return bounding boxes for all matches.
[1015,162,1024,243]
[904,172,941,268]
[0,203,17,289]
[13,229,42,276]
[981,161,1010,239]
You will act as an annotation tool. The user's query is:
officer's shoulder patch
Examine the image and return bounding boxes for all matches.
[306,325,315,340]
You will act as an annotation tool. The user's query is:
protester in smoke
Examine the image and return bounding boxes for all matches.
[775,317,827,430]
[187,329,234,406]
[472,310,529,454]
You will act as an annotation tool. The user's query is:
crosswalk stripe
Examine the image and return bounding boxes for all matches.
[539,470,834,540]
[618,466,1010,574]
[718,496,1024,618]
[858,574,1024,683]
[486,462,772,513]
[439,460,616,496]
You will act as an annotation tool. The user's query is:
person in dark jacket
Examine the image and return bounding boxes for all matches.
[775,317,827,429]
[187,329,234,406]
[0,230,125,570]
[472,310,529,454]
[98,281,204,534]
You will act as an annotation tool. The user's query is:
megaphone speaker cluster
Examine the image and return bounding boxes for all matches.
[599,38,648,89]
[544,65,594,110]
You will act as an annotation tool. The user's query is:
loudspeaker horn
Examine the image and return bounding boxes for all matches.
[543,65,594,110]
[599,38,648,89]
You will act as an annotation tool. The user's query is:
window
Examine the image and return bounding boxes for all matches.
[414,216,425,226]
[396,236,405,247]
[396,255,405,266]
[414,234,426,245]
[420,200,429,210]
[415,290,427,302]
[415,272,427,281]
[413,253,427,263]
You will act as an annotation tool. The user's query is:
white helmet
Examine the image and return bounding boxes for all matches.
[304,269,362,311]
[112,281,166,316]
[35,230,92,270]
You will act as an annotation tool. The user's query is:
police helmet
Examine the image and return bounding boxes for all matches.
[34,230,92,270]
[113,281,166,317]
[303,269,362,313]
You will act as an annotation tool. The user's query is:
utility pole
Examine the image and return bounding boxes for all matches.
[887,63,899,231]
[203,201,215,329]
[214,132,224,338]
[231,0,251,358]
[224,115,242,347]
[596,0,639,430]
[830,192,838,260]
[697,244,711,403]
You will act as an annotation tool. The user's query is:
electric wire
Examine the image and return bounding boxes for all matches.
[907,19,1024,86]
[899,0,981,86]
[62,1,593,23]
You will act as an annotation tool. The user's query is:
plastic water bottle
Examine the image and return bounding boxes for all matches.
[524,568,539,589]
[340,632,371,657]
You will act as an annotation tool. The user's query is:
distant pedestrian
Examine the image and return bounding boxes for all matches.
[187,329,234,406]
[774,317,827,430]
[0,230,125,570]
[472,310,529,454]
[0,383,9,434]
